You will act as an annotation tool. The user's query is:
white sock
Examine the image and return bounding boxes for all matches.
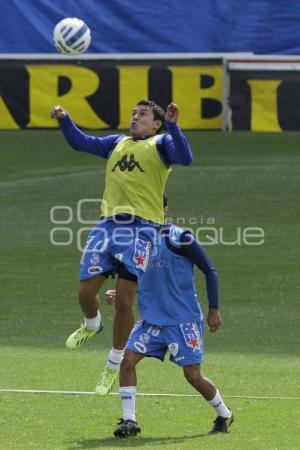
[208,390,231,418]
[84,311,101,331]
[119,386,136,421]
[106,348,124,371]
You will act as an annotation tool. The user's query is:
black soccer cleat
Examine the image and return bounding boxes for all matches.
[209,413,234,434]
[114,419,141,438]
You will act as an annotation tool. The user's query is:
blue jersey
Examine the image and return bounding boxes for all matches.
[137,226,206,326]
[133,225,219,326]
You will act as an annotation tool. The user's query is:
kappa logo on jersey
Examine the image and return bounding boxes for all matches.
[133,238,151,271]
[112,154,145,172]
[134,341,147,353]
[180,323,202,351]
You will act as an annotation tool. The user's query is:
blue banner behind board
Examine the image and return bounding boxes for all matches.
[1,0,300,54]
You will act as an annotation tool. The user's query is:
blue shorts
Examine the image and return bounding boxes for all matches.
[126,320,204,367]
[80,218,159,280]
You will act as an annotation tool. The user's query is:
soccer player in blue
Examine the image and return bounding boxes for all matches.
[50,101,193,394]
[109,199,234,437]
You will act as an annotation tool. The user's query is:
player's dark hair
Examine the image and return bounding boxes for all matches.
[137,100,165,133]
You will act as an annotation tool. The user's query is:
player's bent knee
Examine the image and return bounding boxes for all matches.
[78,276,106,302]
[120,358,132,373]
[78,276,105,302]
[78,285,93,302]
[121,351,137,371]
[183,364,202,385]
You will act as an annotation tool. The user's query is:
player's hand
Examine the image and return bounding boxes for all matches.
[50,105,66,120]
[165,103,179,123]
[207,309,221,332]
[105,289,116,304]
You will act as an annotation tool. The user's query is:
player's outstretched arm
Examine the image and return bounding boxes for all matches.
[50,105,120,158]
[159,103,193,166]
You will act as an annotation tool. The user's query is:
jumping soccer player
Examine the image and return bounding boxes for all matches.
[50,100,193,395]
[108,218,233,437]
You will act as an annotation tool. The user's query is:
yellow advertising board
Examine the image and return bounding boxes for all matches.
[0,59,224,130]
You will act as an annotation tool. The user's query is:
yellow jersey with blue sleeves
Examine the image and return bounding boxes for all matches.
[101,135,171,224]
[59,117,193,224]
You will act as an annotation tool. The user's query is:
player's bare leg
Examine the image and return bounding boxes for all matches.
[183,364,233,433]
[65,275,106,350]
[113,278,137,349]
[78,275,107,318]
[119,349,144,386]
[183,364,216,399]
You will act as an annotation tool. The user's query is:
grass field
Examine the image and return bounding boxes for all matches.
[0,129,299,449]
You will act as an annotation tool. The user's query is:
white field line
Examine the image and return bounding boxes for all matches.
[1,164,293,189]
[0,388,299,401]
[0,169,105,188]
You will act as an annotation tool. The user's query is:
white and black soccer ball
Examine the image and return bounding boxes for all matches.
[53,18,91,55]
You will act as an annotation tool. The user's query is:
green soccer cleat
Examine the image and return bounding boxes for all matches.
[209,413,234,434]
[95,367,118,396]
[65,322,103,350]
